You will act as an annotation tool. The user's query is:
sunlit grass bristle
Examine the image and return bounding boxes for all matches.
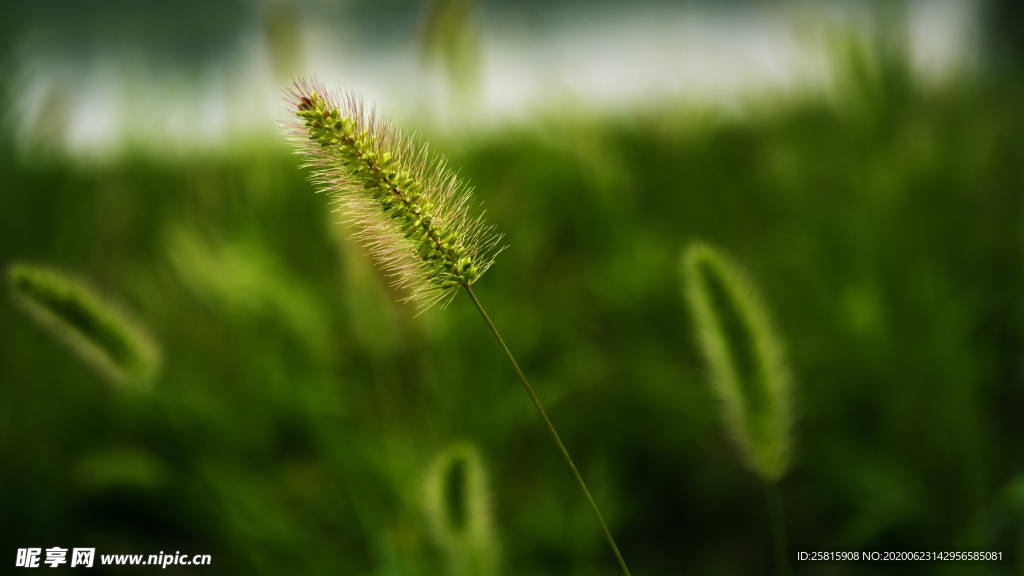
[282,77,504,311]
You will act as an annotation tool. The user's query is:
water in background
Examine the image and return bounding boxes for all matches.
[7,0,982,160]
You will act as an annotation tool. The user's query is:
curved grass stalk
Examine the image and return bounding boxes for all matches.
[283,77,631,576]
[464,285,632,576]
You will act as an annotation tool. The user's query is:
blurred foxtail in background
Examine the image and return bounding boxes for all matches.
[681,243,793,481]
[681,242,794,574]
[423,443,499,576]
[7,263,160,391]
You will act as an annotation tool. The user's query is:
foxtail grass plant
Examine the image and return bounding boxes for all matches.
[681,242,793,574]
[7,263,160,390]
[282,77,631,576]
[424,443,498,576]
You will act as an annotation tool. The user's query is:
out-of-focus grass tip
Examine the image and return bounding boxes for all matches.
[681,243,793,482]
[7,263,160,391]
[423,442,498,576]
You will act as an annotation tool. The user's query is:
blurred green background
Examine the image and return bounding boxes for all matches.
[3,0,1024,574]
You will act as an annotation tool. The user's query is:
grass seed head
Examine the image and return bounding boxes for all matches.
[681,242,793,482]
[283,77,503,311]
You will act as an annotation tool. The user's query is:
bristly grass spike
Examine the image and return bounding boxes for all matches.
[283,77,503,311]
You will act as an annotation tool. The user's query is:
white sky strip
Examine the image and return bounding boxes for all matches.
[11,0,981,160]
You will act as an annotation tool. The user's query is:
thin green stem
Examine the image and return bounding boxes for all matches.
[463,284,632,576]
[764,480,791,576]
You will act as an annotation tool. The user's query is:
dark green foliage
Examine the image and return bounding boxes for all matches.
[2,76,1024,575]
[446,460,468,530]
